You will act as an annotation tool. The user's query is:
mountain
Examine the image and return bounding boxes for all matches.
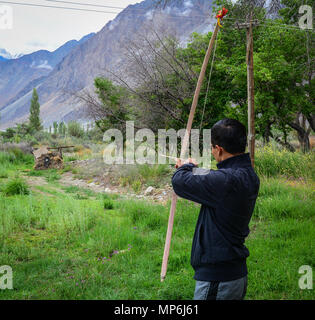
[0,48,24,60]
[0,0,214,129]
[0,33,95,122]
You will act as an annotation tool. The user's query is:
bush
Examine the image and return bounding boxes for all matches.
[60,164,72,174]
[23,134,39,146]
[67,122,85,138]
[46,171,61,182]
[132,180,142,193]
[3,178,30,196]
[0,150,33,165]
[0,142,33,154]
[0,168,9,179]
[255,145,315,180]
[104,199,114,210]
[26,170,44,177]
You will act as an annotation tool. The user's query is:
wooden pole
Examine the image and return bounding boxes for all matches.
[160,22,221,282]
[246,18,255,167]
[235,17,258,167]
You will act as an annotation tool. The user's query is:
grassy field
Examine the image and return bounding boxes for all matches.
[0,147,314,300]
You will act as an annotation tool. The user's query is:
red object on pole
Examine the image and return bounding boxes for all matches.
[216,7,228,19]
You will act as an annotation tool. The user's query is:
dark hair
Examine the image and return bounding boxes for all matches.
[211,118,247,154]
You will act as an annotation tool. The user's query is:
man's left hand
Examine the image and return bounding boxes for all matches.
[175,158,198,169]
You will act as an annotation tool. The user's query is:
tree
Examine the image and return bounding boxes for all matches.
[29,88,42,132]
[79,78,136,133]
[109,25,226,132]
[53,122,58,135]
[80,0,313,152]
[67,121,84,138]
[212,0,314,151]
[58,122,66,136]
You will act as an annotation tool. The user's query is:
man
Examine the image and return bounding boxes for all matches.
[172,118,260,300]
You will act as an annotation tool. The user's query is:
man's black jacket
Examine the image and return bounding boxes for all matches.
[171,153,260,282]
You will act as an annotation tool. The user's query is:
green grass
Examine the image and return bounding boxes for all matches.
[26,170,44,177]
[118,164,172,189]
[2,178,30,196]
[104,199,114,210]
[0,149,314,299]
[255,144,315,181]
[0,168,9,179]
[45,170,61,183]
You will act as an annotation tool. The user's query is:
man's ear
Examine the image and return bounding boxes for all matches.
[218,145,224,155]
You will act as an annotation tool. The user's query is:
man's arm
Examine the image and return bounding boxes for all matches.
[171,163,227,207]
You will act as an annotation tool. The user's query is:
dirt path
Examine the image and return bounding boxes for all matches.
[23,160,173,204]
[58,171,173,204]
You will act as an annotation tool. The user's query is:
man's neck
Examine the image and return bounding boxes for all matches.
[220,152,243,162]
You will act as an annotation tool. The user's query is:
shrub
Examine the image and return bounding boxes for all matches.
[67,122,85,138]
[46,171,61,182]
[27,170,44,177]
[104,199,114,210]
[0,168,9,179]
[0,150,33,165]
[23,134,39,146]
[64,155,79,162]
[60,164,72,173]
[132,180,142,193]
[3,178,30,196]
[255,145,315,180]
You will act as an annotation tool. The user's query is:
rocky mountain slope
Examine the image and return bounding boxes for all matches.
[0,0,214,129]
[0,33,94,115]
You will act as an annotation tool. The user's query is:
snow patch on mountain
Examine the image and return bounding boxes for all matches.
[30,60,53,70]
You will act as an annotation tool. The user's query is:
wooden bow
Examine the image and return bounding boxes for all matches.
[160,10,226,282]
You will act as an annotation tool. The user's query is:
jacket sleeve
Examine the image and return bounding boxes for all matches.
[171,163,227,208]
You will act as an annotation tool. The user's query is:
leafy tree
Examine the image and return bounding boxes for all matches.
[53,122,58,135]
[29,88,42,132]
[67,121,84,138]
[209,0,314,151]
[0,127,16,140]
[58,122,66,135]
[83,78,135,133]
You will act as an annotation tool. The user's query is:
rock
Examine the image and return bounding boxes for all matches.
[105,188,111,193]
[144,186,155,195]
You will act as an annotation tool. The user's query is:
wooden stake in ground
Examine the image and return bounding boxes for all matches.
[160,9,227,282]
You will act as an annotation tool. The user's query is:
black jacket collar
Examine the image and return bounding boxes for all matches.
[216,153,252,169]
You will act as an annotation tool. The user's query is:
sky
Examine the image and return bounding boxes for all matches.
[0,0,141,55]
